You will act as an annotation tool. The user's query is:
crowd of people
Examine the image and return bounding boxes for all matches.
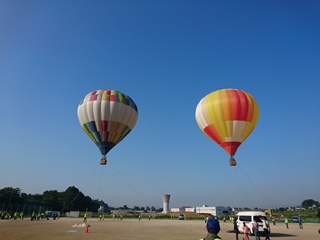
[0,211,59,221]
[199,214,312,240]
[1,211,24,220]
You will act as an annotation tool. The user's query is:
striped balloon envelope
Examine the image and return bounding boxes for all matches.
[195,89,259,166]
[77,89,138,165]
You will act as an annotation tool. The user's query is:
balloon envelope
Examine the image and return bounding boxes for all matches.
[195,89,259,157]
[77,89,138,158]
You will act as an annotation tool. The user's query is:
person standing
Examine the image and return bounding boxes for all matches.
[243,222,250,240]
[233,218,239,240]
[199,217,222,240]
[83,213,87,223]
[285,218,288,228]
[252,219,260,240]
[298,216,303,229]
[260,217,270,240]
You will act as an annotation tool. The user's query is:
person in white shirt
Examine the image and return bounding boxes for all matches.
[260,218,270,240]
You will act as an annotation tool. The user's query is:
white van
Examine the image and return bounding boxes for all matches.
[236,211,270,235]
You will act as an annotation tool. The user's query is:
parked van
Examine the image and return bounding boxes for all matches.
[236,211,270,235]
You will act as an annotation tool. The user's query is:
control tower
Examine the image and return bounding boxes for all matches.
[162,194,170,213]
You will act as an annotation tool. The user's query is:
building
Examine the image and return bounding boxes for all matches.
[162,194,171,213]
[195,205,232,216]
[170,205,232,217]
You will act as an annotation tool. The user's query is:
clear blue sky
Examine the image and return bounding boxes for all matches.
[1,0,319,210]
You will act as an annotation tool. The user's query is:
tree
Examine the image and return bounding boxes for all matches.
[43,190,61,211]
[0,186,112,213]
[0,187,23,207]
[59,186,84,211]
[20,192,28,204]
[83,196,95,211]
[301,199,320,208]
[93,199,109,212]
[28,194,43,205]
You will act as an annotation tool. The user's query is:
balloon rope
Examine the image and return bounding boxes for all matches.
[61,163,99,212]
[239,161,310,201]
[266,181,310,200]
[238,162,274,208]
[231,167,237,210]
[109,160,153,207]
[98,167,103,201]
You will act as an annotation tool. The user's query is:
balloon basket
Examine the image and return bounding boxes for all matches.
[229,158,237,166]
[100,159,107,165]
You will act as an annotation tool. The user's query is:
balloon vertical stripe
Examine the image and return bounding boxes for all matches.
[195,89,259,159]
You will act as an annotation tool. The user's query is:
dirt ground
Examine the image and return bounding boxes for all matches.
[0,217,319,240]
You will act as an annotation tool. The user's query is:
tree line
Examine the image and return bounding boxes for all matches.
[0,186,108,213]
[0,186,163,214]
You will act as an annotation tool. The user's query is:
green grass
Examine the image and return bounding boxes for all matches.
[270,209,320,223]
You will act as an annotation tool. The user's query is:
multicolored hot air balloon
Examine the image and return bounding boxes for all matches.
[195,89,259,166]
[77,89,138,165]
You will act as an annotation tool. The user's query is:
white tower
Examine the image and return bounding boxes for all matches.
[162,194,171,213]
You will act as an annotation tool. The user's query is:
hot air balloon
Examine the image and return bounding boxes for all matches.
[195,89,259,166]
[77,89,138,165]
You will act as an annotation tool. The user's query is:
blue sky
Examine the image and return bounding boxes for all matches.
[1,0,319,210]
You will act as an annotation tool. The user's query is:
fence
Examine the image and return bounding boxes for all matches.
[0,202,52,216]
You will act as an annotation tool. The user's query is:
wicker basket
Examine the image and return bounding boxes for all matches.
[100,159,107,165]
[229,158,237,166]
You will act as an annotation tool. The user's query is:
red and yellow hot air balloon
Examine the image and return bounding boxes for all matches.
[195,89,259,166]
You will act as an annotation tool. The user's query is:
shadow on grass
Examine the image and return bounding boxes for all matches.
[270,232,296,237]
